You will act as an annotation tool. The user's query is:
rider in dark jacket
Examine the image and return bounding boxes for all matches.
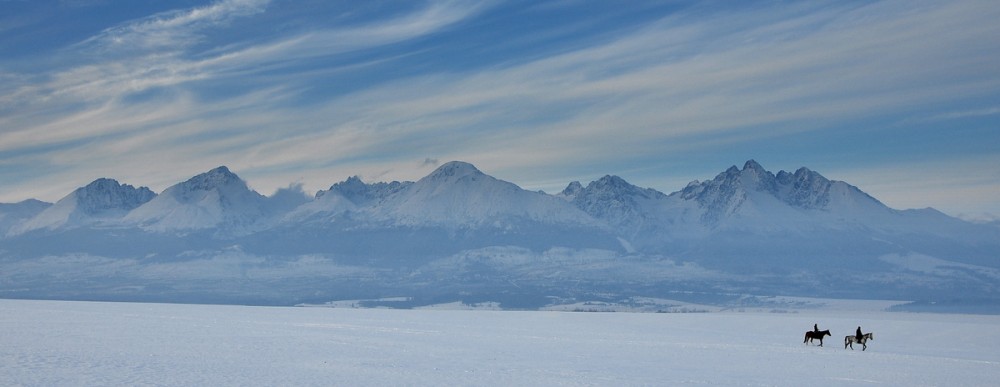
[856,326,863,341]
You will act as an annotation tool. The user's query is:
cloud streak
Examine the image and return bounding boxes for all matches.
[299,1,1000,174]
[77,0,270,55]
[0,0,490,189]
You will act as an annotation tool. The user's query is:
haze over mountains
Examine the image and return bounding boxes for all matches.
[1,161,998,311]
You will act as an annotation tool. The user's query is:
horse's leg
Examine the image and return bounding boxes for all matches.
[818,338,823,347]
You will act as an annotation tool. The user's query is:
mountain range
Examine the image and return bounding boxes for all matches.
[1,160,998,311]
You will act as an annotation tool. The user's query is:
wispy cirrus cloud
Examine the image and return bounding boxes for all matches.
[0,0,270,110]
[300,0,1000,171]
[0,0,494,197]
[10,0,485,107]
[250,0,997,215]
[0,1,486,154]
[928,107,1000,121]
[78,0,270,52]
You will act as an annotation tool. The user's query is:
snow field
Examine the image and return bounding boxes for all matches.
[2,299,999,386]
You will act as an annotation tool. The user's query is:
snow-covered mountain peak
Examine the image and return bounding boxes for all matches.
[375,161,597,228]
[559,181,585,200]
[775,167,825,185]
[123,167,268,234]
[74,178,157,214]
[742,159,766,173]
[793,166,815,176]
[561,174,672,241]
[320,176,365,198]
[422,161,485,183]
[670,161,901,229]
[703,160,775,191]
[319,176,411,206]
[180,166,243,192]
[593,175,631,190]
[775,167,832,209]
[405,161,508,201]
[287,175,413,223]
[771,166,892,215]
[680,163,746,202]
[7,178,155,234]
[583,175,667,201]
[738,160,778,192]
[675,160,830,225]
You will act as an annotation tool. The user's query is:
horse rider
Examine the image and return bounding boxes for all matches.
[856,326,863,342]
[814,323,820,333]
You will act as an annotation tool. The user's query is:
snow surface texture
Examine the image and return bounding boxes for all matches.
[2,299,999,386]
[1,160,998,308]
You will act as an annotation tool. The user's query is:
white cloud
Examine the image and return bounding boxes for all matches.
[279,0,999,179]
[928,107,1000,121]
[79,0,270,52]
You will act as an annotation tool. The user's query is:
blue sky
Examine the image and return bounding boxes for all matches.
[1,0,998,220]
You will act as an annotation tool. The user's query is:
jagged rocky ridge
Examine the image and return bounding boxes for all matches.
[1,160,998,310]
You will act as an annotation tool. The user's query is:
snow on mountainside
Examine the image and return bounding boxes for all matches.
[283,176,412,224]
[123,166,269,234]
[559,160,899,241]
[9,179,154,235]
[559,175,673,240]
[657,160,987,244]
[0,199,52,236]
[374,161,598,228]
[0,159,997,308]
[1,160,993,246]
[322,176,411,206]
[558,160,1000,275]
[674,160,893,229]
[282,188,357,223]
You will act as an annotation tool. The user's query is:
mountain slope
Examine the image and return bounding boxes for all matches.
[375,161,600,228]
[10,179,154,235]
[672,160,891,229]
[282,176,411,224]
[123,166,268,235]
[0,199,52,236]
[0,160,997,308]
[559,160,1000,280]
[559,175,679,245]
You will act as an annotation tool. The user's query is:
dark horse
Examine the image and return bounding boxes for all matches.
[804,329,831,346]
[845,332,874,351]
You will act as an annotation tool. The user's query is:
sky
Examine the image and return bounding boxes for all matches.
[1,0,998,220]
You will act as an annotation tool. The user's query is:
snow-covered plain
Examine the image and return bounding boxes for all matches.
[3,299,999,386]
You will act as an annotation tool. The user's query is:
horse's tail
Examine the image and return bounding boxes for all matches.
[804,332,809,343]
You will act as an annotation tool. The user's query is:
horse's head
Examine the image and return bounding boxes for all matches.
[822,329,831,337]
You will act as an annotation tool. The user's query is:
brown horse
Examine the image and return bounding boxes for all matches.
[804,329,831,346]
